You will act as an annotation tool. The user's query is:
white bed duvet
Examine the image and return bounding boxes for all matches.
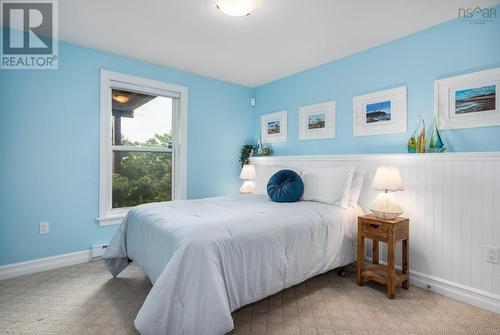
[103,195,361,335]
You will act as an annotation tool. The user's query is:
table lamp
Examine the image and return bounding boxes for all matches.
[369,166,405,220]
[239,164,256,194]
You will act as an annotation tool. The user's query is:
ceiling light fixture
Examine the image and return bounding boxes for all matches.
[216,0,254,16]
[112,94,130,104]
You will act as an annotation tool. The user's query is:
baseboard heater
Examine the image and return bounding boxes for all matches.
[90,244,108,260]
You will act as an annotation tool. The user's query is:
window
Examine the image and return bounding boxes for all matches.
[111,90,173,208]
[98,70,187,226]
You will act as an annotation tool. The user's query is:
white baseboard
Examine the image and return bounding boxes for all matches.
[0,250,91,280]
[365,258,500,314]
[410,270,500,314]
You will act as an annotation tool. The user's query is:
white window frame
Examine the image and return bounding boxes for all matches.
[97,70,188,226]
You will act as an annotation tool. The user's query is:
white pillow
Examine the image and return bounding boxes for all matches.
[301,166,354,208]
[253,166,281,195]
[348,171,364,207]
[253,166,301,195]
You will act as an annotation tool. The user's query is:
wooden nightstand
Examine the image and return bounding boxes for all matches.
[357,214,409,299]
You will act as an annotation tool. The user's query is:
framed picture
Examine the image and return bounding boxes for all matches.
[435,67,500,130]
[261,110,287,143]
[299,101,336,140]
[353,86,407,136]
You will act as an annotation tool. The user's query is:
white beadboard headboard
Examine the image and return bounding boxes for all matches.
[251,152,500,313]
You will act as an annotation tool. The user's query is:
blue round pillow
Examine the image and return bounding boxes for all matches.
[267,169,304,203]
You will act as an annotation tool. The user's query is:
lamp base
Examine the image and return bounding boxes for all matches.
[239,180,255,194]
[369,209,403,220]
[369,192,403,220]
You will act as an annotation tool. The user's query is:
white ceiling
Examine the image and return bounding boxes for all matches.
[59,0,499,87]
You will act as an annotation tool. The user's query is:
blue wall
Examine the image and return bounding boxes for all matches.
[0,39,253,266]
[253,9,500,155]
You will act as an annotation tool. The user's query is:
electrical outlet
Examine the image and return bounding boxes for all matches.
[485,246,498,264]
[39,221,49,235]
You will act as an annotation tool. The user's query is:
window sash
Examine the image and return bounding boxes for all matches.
[111,150,173,209]
[111,145,173,153]
[110,81,180,99]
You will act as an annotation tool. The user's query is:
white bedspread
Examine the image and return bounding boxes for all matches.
[103,195,361,335]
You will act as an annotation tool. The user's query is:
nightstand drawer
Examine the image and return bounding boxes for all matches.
[362,222,388,241]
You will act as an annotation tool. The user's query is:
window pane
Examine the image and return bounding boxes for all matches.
[112,89,172,147]
[112,151,172,208]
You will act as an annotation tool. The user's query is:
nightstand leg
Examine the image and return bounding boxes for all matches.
[387,227,396,299]
[357,222,364,286]
[372,240,379,264]
[402,237,409,289]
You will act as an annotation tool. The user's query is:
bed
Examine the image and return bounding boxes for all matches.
[104,193,361,335]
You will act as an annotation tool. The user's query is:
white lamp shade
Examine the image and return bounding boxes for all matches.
[240,164,256,180]
[371,166,404,192]
[217,0,254,16]
[239,180,255,194]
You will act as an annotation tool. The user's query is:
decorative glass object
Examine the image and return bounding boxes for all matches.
[428,118,446,153]
[408,117,427,154]
[256,137,262,155]
[260,147,272,156]
[407,129,417,154]
[253,136,272,157]
[416,118,426,154]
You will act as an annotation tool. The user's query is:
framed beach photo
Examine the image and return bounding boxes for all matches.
[353,86,407,136]
[435,67,500,129]
[261,110,287,143]
[299,101,336,140]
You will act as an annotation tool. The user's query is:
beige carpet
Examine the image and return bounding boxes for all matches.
[0,261,498,335]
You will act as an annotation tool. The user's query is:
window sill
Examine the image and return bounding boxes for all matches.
[96,213,126,227]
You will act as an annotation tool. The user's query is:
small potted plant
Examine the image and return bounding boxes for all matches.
[239,144,255,167]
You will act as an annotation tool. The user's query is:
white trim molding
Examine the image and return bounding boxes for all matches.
[435,67,500,130]
[98,70,188,226]
[251,151,500,162]
[353,86,407,136]
[0,250,90,280]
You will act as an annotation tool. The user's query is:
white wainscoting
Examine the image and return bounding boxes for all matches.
[251,152,500,313]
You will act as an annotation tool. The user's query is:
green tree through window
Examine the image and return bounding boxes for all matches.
[112,133,172,208]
